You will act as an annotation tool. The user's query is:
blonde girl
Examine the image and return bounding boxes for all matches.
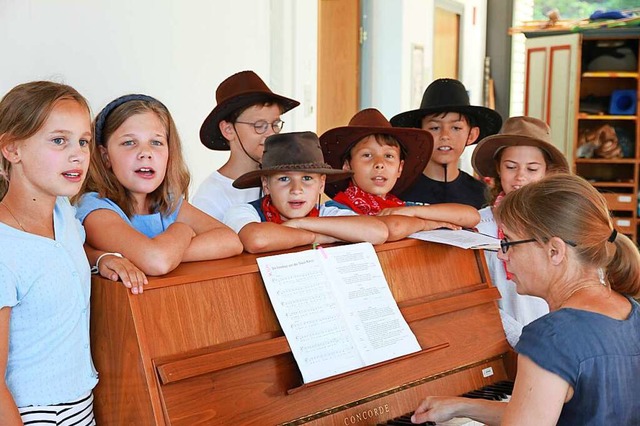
[472,116,569,346]
[0,81,144,426]
[75,94,243,276]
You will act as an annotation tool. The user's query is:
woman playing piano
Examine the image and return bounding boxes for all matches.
[412,174,640,425]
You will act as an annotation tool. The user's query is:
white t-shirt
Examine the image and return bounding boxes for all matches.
[477,206,549,347]
[224,202,356,234]
[192,170,260,221]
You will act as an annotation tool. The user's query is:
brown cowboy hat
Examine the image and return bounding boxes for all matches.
[319,108,433,198]
[199,71,300,150]
[472,116,569,178]
[233,131,353,189]
[390,78,502,143]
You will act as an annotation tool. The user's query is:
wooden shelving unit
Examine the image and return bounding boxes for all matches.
[523,28,640,245]
[575,34,639,243]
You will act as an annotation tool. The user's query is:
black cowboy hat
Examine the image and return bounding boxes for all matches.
[319,108,432,198]
[233,132,352,189]
[390,78,502,143]
[199,71,300,150]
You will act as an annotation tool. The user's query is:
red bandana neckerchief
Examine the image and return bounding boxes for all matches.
[260,195,319,224]
[332,182,405,216]
[493,191,513,280]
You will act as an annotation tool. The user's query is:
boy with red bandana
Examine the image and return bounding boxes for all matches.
[320,109,479,241]
[223,131,388,253]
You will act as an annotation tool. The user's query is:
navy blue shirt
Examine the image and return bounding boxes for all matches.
[516,296,640,425]
[400,170,487,209]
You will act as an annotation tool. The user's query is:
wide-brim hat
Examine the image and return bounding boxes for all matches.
[472,116,569,178]
[390,78,502,143]
[233,131,353,189]
[319,108,433,198]
[200,71,300,150]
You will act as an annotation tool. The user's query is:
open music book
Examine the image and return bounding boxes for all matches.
[256,242,421,383]
[409,229,500,250]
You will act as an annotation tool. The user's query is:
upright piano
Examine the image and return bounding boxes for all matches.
[90,239,513,425]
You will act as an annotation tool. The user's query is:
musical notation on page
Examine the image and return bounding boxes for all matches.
[257,242,421,384]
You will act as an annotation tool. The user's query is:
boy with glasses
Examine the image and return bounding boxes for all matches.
[193,71,300,220]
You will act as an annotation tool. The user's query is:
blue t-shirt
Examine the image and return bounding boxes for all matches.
[75,192,182,238]
[0,197,98,406]
[516,296,640,425]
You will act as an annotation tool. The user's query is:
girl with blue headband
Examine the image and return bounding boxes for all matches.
[75,94,242,275]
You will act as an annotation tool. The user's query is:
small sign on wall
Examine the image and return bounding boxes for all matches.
[411,43,425,108]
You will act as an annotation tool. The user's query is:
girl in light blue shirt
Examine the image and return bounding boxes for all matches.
[0,82,145,425]
[75,94,242,276]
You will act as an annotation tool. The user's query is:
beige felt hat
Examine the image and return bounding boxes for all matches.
[472,116,569,178]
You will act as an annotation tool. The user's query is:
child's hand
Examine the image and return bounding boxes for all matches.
[421,220,461,231]
[98,255,148,295]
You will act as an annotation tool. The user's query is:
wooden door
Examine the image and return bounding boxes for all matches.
[317,0,360,135]
[524,34,580,163]
[434,6,460,79]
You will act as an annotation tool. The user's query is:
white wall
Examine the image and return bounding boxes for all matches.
[363,0,487,118]
[399,0,434,114]
[0,0,317,195]
[1,0,490,191]
[455,0,488,174]
[510,0,535,117]
[400,0,488,174]
[362,0,405,118]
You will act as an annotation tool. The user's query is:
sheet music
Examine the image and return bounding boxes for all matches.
[409,229,500,250]
[257,243,421,383]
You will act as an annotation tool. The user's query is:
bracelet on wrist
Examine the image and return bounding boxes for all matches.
[91,252,124,274]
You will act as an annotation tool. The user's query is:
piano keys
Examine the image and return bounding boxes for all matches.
[90,239,514,424]
[380,380,514,426]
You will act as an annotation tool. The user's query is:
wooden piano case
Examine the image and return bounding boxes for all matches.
[90,239,511,425]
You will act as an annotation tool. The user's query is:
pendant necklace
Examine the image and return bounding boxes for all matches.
[0,201,27,232]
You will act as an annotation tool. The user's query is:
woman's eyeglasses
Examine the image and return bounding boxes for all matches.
[235,119,284,135]
[499,238,536,254]
[499,237,577,254]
